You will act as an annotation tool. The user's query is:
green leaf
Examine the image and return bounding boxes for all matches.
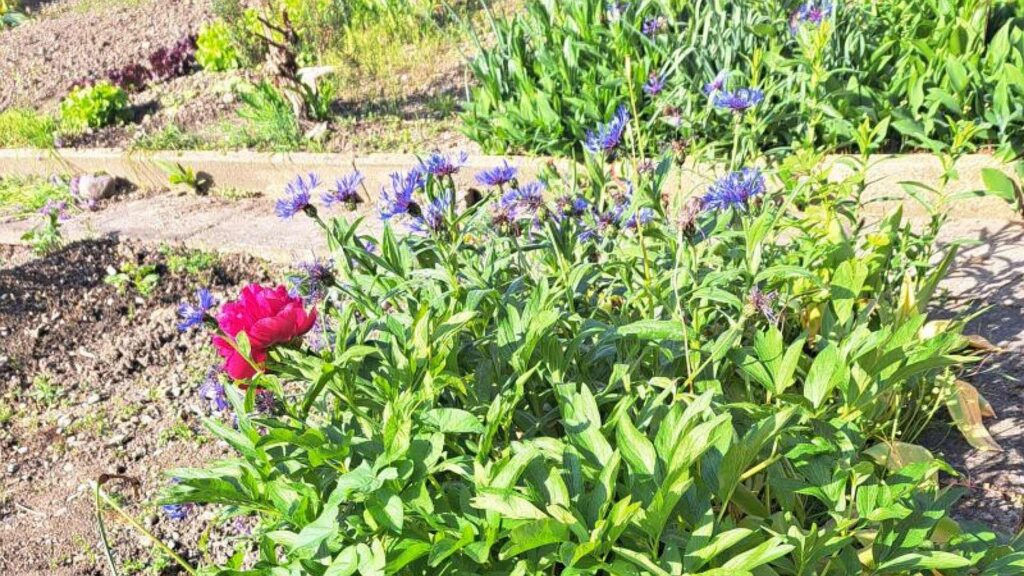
[877,551,971,572]
[804,344,840,409]
[980,167,1019,205]
[423,408,485,434]
[616,414,656,477]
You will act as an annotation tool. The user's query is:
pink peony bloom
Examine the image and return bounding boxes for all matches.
[212,284,317,379]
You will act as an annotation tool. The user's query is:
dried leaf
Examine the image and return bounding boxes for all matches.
[964,334,1004,353]
[947,380,1002,452]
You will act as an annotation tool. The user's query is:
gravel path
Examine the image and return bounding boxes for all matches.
[0,0,212,110]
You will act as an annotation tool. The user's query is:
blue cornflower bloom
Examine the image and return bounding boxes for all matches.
[624,207,656,230]
[379,170,422,220]
[702,168,766,211]
[409,194,451,235]
[321,171,364,207]
[475,161,518,187]
[162,504,191,521]
[276,173,320,219]
[177,288,216,332]
[791,0,833,31]
[712,88,764,113]
[748,285,779,324]
[643,73,665,96]
[584,105,630,156]
[554,195,590,221]
[421,151,468,177]
[703,70,730,95]
[490,199,523,234]
[291,258,334,301]
[361,240,378,254]
[198,372,229,413]
[642,16,666,36]
[501,181,546,212]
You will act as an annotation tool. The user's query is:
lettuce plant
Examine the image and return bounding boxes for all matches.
[197,19,242,72]
[59,82,130,132]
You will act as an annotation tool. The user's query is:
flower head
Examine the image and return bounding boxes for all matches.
[409,194,451,235]
[624,207,656,230]
[713,88,764,113]
[198,371,229,413]
[791,0,834,31]
[554,195,589,221]
[642,16,667,36]
[40,200,69,221]
[501,181,546,213]
[643,73,665,96]
[290,258,334,302]
[702,168,766,212]
[321,171,364,207]
[162,503,193,521]
[421,151,468,177]
[748,285,779,324]
[379,170,422,220]
[703,70,730,95]
[177,288,217,332]
[276,173,319,219]
[212,284,317,380]
[475,161,518,187]
[584,105,630,156]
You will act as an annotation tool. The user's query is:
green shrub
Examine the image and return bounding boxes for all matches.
[463,0,1024,158]
[0,109,57,148]
[59,82,130,132]
[233,81,303,150]
[152,133,1022,572]
[196,19,242,72]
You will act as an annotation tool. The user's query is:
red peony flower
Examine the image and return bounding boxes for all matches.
[212,284,317,379]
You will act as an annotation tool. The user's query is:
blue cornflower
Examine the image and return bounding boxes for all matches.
[791,0,834,31]
[702,168,766,211]
[642,16,666,36]
[379,170,422,220]
[501,181,546,212]
[276,173,320,219]
[408,194,451,235]
[703,70,730,95]
[321,171,364,207]
[198,372,229,413]
[162,503,193,521]
[491,199,524,234]
[748,285,779,324]
[584,105,630,156]
[554,195,589,221]
[361,240,378,254]
[177,288,216,332]
[712,88,764,113]
[291,258,334,301]
[643,73,665,96]
[255,389,277,414]
[475,161,518,187]
[421,151,468,177]
[624,207,656,229]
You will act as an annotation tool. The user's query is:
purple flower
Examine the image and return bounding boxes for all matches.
[361,240,378,254]
[712,88,764,113]
[554,195,589,221]
[791,0,834,31]
[748,285,779,324]
[585,105,630,156]
[321,171,364,207]
[409,194,451,235]
[702,168,766,212]
[276,173,320,219]
[491,199,524,234]
[198,372,229,413]
[290,258,334,301]
[643,73,665,96]
[177,288,216,332]
[161,503,193,521]
[642,16,666,36]
[703,70,730,95]
[624,207,656,230]
[40,200,69,221]
[379,170,422,220]
[421,151,468,177]
[475,161,518,187]
[255,389,277,414]
[501,181,546,212]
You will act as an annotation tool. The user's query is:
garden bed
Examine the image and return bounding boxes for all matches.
[0,239,274,574]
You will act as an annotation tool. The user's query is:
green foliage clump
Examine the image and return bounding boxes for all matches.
[233,81,303,150]
[59,82,130,132]
[1,0,26,28]
[196,19,242,72]
[154,130,1023,573]
[0,109,57,148]
[463,0,1024,158]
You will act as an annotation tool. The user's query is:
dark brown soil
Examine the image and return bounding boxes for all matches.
[0,239,274,575]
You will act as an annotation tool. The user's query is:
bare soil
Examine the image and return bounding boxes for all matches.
[0,239,274,575]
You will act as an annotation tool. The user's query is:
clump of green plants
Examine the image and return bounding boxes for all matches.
[196,19,242,72]
[0,0,26,28]
[59,82,130,132]
[104,261,161,297]
[161,245,218,277]
[233,81,303,150]
[159,162,211,194]
[21,199,67,255]
[97,119,1021,573]
[0,175,71,217]
[463,0,1024,159]
[0,109,57,148]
